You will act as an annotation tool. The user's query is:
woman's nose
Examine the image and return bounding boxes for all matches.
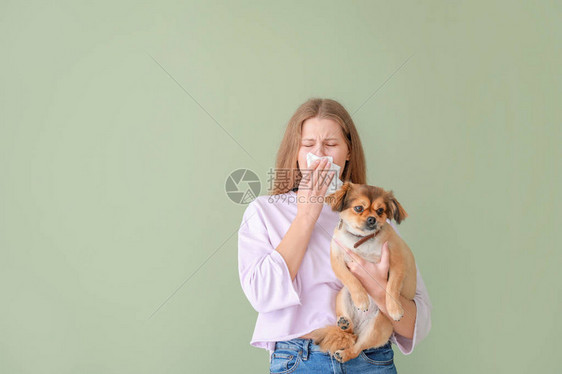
[312,147,326,157]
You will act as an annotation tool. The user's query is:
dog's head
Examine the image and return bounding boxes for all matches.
[326,181,408,235]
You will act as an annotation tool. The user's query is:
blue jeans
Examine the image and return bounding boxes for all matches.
[269,338,397,373]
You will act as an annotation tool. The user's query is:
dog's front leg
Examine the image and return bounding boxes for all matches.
[386,250,406,321]
[331,244,370,312]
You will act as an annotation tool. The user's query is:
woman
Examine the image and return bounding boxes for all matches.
[238,98,432,373]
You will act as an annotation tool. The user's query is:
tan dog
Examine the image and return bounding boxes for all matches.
[309,181,417,363]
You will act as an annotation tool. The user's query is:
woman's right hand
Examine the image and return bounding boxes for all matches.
[296,158,335,224]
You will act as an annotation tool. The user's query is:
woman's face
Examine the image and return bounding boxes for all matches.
[297,117,350,179]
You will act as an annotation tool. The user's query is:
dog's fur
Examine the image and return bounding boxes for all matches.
[308,181,417,363]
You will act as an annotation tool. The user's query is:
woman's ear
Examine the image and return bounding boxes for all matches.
[326,181,353,212]
[385,191,408,224]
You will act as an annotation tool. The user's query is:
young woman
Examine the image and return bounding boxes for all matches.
[238,98,432,373]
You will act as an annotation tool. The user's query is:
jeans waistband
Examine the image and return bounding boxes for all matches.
[274,339,323,361]
[275,338,325,352]
[274,338,392,361]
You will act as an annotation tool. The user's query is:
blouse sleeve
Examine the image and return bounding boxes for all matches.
[237,200,302,313]
[388,220,433,355]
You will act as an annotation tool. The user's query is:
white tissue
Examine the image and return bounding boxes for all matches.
[305,152,343,197]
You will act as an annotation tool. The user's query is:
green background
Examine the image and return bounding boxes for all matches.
[1,1,560,373]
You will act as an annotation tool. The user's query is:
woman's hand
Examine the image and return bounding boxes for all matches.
[343,241,390,304]
[296,158,334,224]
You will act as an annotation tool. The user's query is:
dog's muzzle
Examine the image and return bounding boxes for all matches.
[366,216,377,230]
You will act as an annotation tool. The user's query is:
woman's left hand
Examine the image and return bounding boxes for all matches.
[343,241,390,303]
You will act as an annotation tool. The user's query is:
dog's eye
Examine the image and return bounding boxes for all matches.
[354,206,363,213]
[376,208,384,216]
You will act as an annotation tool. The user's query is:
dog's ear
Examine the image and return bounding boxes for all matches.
[385,191,408,224]
[326,181,353,212]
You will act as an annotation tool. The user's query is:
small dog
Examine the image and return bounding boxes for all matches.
[309,181,417,363]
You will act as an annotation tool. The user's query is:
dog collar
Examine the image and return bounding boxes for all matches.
[333,227,379,250]
[353,232,377,248]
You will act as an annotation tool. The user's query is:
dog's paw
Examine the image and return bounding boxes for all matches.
[333,350,345,363]
[333,348,358,363]
[390,312,403,321]
[352,292,370,312]
[387,304,404,321]
[337,316,351,331]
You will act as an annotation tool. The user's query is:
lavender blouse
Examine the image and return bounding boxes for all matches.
[237,190,432,360]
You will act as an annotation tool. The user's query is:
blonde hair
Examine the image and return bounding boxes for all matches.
[269,98,367,195]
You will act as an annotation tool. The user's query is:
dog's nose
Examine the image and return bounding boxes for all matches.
[367,216,377,227]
